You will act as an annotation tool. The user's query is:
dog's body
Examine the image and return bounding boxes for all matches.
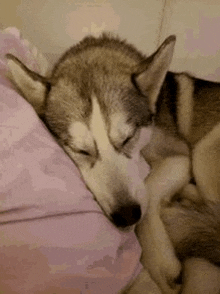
[6,33,220,293]
[125,194,220,294]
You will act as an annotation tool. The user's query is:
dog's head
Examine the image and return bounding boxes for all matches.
[6,34,176,229]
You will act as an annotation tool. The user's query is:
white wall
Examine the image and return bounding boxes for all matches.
[160,0,220,80]
[0,0,165,60]
[1,0,220,79]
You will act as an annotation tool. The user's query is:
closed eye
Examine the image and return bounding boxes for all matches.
[67,145,92,156]
[121,128,137,147]
[122,136,133,147]
[78,149,91,156]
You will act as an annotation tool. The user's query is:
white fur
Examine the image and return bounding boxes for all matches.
[136,155,191,294]
[68,121,95,153]
[110,113,136,145]
[193,122,220,201]
[66,95,151,219]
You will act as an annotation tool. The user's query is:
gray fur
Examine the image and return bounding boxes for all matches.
[162,192,220,266]
[44,33,154,144]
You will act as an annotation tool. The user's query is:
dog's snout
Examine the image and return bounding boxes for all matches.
[111,204,141,228]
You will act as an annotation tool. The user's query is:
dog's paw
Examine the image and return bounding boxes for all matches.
[142,257,181,294]
[136,213,181,294]
[141,241,181,294]
[119,268,162,294]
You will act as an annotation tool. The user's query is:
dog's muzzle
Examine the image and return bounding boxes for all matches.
[110,203,141,228]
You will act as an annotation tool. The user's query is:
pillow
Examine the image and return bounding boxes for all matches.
[0,27,151,293]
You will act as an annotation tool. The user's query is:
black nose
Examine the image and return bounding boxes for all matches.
[110,204,141,228]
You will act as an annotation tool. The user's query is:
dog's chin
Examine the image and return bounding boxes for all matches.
[109,217,138,232]
[117,224,135,233]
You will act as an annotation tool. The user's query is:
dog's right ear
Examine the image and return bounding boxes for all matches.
[6,54,50,116]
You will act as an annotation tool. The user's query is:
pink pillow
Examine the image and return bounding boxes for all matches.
[0,28,151,293]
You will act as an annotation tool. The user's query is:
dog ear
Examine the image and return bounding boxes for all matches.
[134,35,176,113]
[6,54,50,116]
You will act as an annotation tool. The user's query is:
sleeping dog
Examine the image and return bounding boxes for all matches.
[6,33,220,293]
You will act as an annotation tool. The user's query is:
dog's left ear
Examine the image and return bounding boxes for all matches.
[134,35,176,113]
[6,54,50,116]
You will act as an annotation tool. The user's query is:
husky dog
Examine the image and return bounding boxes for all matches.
[6,33,220,293]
